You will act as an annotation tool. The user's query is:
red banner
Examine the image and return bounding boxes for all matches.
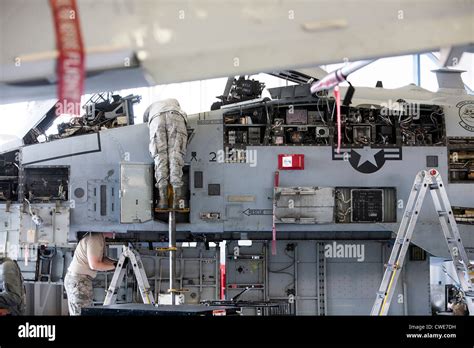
[49,0,85,116]
[334,86,341,154]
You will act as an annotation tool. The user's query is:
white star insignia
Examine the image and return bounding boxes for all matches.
[356,146,380,168]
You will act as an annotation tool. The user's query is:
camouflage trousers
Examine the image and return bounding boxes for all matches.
[148,111,188,189]
[0,258,26,315]
[64,272,94,316]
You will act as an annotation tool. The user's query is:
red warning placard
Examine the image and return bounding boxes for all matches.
[277,154,305,170]
[49,0,84,116]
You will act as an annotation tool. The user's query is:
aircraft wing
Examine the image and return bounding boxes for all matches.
[1,0,473,103]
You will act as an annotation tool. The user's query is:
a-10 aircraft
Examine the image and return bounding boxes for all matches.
[1,65,473,314]
[0,0,473,315]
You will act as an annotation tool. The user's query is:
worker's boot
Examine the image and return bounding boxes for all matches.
[173,186,186,209]
[158,185,169,209]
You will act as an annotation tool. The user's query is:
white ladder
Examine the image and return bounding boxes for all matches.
[371,169,474,315]
[103,244,155,306]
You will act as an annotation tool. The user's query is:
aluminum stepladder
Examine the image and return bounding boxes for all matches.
[371,169,474,316]
[103,243,155,306]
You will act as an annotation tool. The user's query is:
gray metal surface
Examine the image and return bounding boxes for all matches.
[19,204,69,247]
[0,205,20,256]
[13,97,472,258]
[1,83,473,316]
[7,239,431,315]
[25,282,69,316]
[120,163,153,223]
[325,241,382,315]
[12,116,468,250]
[275,187,335,224]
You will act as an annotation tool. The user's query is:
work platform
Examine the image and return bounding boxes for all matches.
[81,303,238,316]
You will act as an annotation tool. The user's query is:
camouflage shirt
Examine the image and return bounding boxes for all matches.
[146,98,188,124]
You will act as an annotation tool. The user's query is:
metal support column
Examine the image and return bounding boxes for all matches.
[294,244,298,315]
[317,242,327,316]
[169,211,176,305]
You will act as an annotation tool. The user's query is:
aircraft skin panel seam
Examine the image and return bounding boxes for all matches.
[22,133,102,165]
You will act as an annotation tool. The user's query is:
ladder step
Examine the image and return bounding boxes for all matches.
[438,211,447,216]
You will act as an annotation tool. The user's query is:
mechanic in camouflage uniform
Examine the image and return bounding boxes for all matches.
[64,232,116,315]
[0,256,26,315]
[144,98,188,209]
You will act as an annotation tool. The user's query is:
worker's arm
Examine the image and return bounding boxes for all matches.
[103,256,117,266]
[0,261,23,310]
[87,250,116,271]
[87,240,115,271]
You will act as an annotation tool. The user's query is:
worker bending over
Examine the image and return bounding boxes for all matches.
[145,98,188,209]
[64,232,116,315]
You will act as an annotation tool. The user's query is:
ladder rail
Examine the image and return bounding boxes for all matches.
[429,178,473,295]
[128,249,155,305]
[103,251,128,306]
[370,173,425,314]
[387,174,424,266]
[430,190,472,282]
[385,172,426,270]
[374,174,430,315]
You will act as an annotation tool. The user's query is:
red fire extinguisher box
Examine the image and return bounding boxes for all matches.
[278,154,304,170]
